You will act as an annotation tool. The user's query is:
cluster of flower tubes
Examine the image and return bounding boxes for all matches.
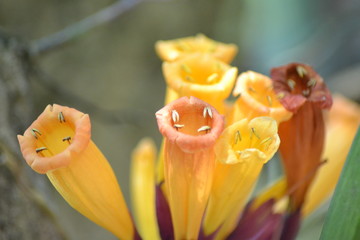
[18,34,360,240]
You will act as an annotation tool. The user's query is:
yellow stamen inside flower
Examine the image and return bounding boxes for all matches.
[18,104,135,240]
[203,117,280,236]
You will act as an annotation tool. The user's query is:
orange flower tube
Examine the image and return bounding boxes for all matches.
[17,104,135,240]
[156,96,224,240]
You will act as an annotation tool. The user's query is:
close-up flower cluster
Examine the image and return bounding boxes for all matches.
[17,34,360,240]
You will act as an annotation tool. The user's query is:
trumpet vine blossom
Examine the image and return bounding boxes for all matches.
[17,35,359,240]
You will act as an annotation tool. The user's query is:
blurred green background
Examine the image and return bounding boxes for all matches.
[1,0,359,239]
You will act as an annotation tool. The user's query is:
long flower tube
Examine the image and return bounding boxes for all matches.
[17,104,136,240]
[131,138,161,240]
[271,63,333,210]
[156,96,224,240]
[303,95,360,215]
[203,117,280,236]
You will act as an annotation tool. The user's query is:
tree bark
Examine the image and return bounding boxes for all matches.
[0,33,66,240]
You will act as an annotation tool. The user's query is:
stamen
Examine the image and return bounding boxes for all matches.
[287,79,296,91]
[62,136,72,144]
[58,112,65,123]
[172,110,180,122]
[307,78,317,88]
[203,107,213,119]
[31,128,42,139]
[174,124,184,130]
[186,76,194,82]
[277,92,285,99]
[206,73,218,83]
[266,95,272,107]
[181,64,192,74]
[296,65,307,78]
[235,130,242,144]
[251,127,260,139]
[248,87,256,93]
[197,126,211,133]
[260,137,272,145]
[36,147,47,153]
[302,89,310,96]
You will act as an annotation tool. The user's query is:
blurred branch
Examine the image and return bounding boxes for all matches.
[29,0,144,56]
[31,67,146,127]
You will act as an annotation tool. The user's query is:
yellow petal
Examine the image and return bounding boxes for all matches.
[230,71,292,125]
[303,95,360,215]
[203,117,280,236]
[155,33,238,63]
[18,104,135,240]
[131,138,161,240]
[162,53,237,113]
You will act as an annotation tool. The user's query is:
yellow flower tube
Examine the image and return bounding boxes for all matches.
[17,104,135,240]
[230,71,292,125]
[156,97,224,240]
[203,117,280,237]
[303,95,360,215]
[162,53,237,113]
[155,33,238,63]
[131,138,161,240]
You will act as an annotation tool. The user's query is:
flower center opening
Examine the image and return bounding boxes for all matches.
[170,105,213,136]
[34,113,75,157]
[179,58,225,85]
[286,65,317,97]
[246,80,282,108]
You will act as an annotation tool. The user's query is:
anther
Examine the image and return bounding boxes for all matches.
[58,112,65,123]
[287,79,296,91]
[302,89,310,96]
[266,95,272,107]
[251,127,260,139]
[174,124,184,130]
[206,73,218,83]
[181,64,192,74]
[62,136,71,143]
[197,125,211,133]
[172,110,180,123]
[296,65,307,78]
[36,147,47,153]
[235,130,242,144]
[31,128,42,139]
[186,76,194,82]
[307,78,317,88]
[277,92,285,99]
[203,106,213,119]
[248,87,257,93]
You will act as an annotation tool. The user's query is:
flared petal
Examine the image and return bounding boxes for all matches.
[156,96,224,240]
[203,117,280,236]
[162,53,237,113]
[231,71,292,124]
[18,104,135,240]
[131,138,161,240]
[155,33,238,63]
